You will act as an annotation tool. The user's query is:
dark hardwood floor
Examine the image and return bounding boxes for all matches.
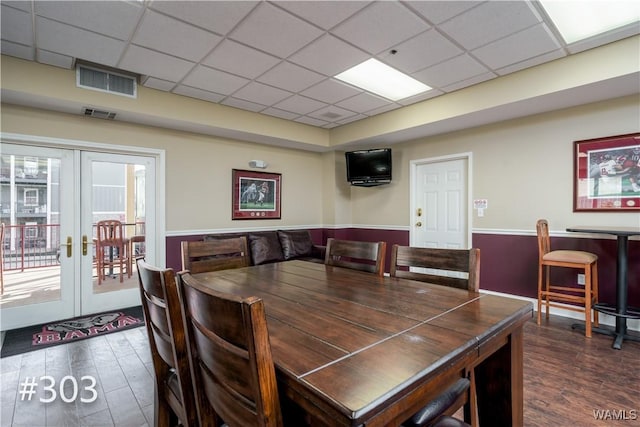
[1,315,638,426]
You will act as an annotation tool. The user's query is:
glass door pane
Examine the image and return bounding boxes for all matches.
[0,144,75,330]
[80,152,154,314]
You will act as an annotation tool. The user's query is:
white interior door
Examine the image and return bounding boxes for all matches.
[411,156,470,249]
[80,151,155,314]
[0,144,76,330]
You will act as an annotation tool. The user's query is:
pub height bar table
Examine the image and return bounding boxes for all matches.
[566,226,640,349]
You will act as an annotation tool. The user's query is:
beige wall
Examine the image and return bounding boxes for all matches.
[347,95,640,231]
[2,94,639,234]
[1,104,326,232]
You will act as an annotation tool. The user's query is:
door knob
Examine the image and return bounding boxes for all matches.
[416,222,422,227]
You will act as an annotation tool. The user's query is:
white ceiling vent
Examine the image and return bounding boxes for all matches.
[76,64,137,98]
[83,107,116,120]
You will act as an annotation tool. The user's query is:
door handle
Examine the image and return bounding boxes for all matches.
[416,222,422,227]
[60,236,72,258]
[82,235,90,256]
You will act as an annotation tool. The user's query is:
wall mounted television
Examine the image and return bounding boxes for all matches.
[345,148,392,187]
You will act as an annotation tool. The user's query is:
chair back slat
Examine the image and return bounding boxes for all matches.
[177,272,283,427]
[390,245,480,292]
[536,219,552,257]
[324,238,386,276]
[181,237,250,274]
[136,260,196,427]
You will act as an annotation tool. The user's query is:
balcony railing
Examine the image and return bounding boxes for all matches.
[1,222,145,272]
[2,223,61,271]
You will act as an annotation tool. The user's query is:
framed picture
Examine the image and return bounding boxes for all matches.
[573,133,640,212]
[232,169,282,219]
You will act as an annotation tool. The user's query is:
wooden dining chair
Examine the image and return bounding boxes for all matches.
[181,236,250,274]
[402,377,471,427]
[176,271,283,427]
[324,238,387,276]
[536,219,599,337]
[136,260,197,427]
[390,245,480,292]
[96,219,131,284]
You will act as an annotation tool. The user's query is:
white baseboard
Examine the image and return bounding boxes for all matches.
[480,289,640,332]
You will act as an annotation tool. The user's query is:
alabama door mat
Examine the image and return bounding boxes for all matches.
[1,306,145,358]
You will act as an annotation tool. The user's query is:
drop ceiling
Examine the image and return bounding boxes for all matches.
[1,0,639,149]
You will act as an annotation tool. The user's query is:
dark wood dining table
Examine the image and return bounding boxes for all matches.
[566,226,640,349]
[191,260,533,427]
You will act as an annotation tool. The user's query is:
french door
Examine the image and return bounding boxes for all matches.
[0,143,156,330]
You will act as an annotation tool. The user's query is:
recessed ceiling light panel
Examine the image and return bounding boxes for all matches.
[540,0,640,44]
[335,58,431,101]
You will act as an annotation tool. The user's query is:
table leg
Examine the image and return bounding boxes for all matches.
[474,328,523,426]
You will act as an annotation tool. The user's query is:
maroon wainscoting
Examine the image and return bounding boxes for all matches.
[165,228,638,307]
[473,232,640,307]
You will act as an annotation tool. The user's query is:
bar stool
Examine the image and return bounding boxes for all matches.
[96,220,130,284]
[536,219,599,337]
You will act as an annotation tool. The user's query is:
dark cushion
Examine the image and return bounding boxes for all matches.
[248,232,284,265]
[402,378,470,427]
[277,230,314,260]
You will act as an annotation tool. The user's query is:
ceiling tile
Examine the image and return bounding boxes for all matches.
[289,34,369,76]
[3,1,31,12]
[439,1,542,50]
[231,82,293,106]
[229,2,323,58]
[364,103,402,117]
[406,1,480,25]
[496,49,565,76]
[307,105,357,122]
[221,97,266,113]
[34,0,143,40]
[119,45,195,82]
[173,85,226,103]
[301,79,362,104]
[261,107,300,120]
[37,49,74,68]
[472,24,562,69]
[382,29,463,74]
[35,17,125,66]
[203,40,280,79]
[133,10,221,62]
[273,0,369,30]
[1,40,34,61]
[336,92,391,114]
[396,89,444,106]
[441,71,496,93]
[332,1,427,54]
[1,5,33,45]
[412,54,490,89]
[142,77,177,92]
[148,0,258,35]
[273,95,326,115]
[182,65,249,95]
[295,116,329,127]
[2,0,637,131]
[257,62,325,92]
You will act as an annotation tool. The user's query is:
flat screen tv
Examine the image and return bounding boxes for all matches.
[345,148,392,187]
